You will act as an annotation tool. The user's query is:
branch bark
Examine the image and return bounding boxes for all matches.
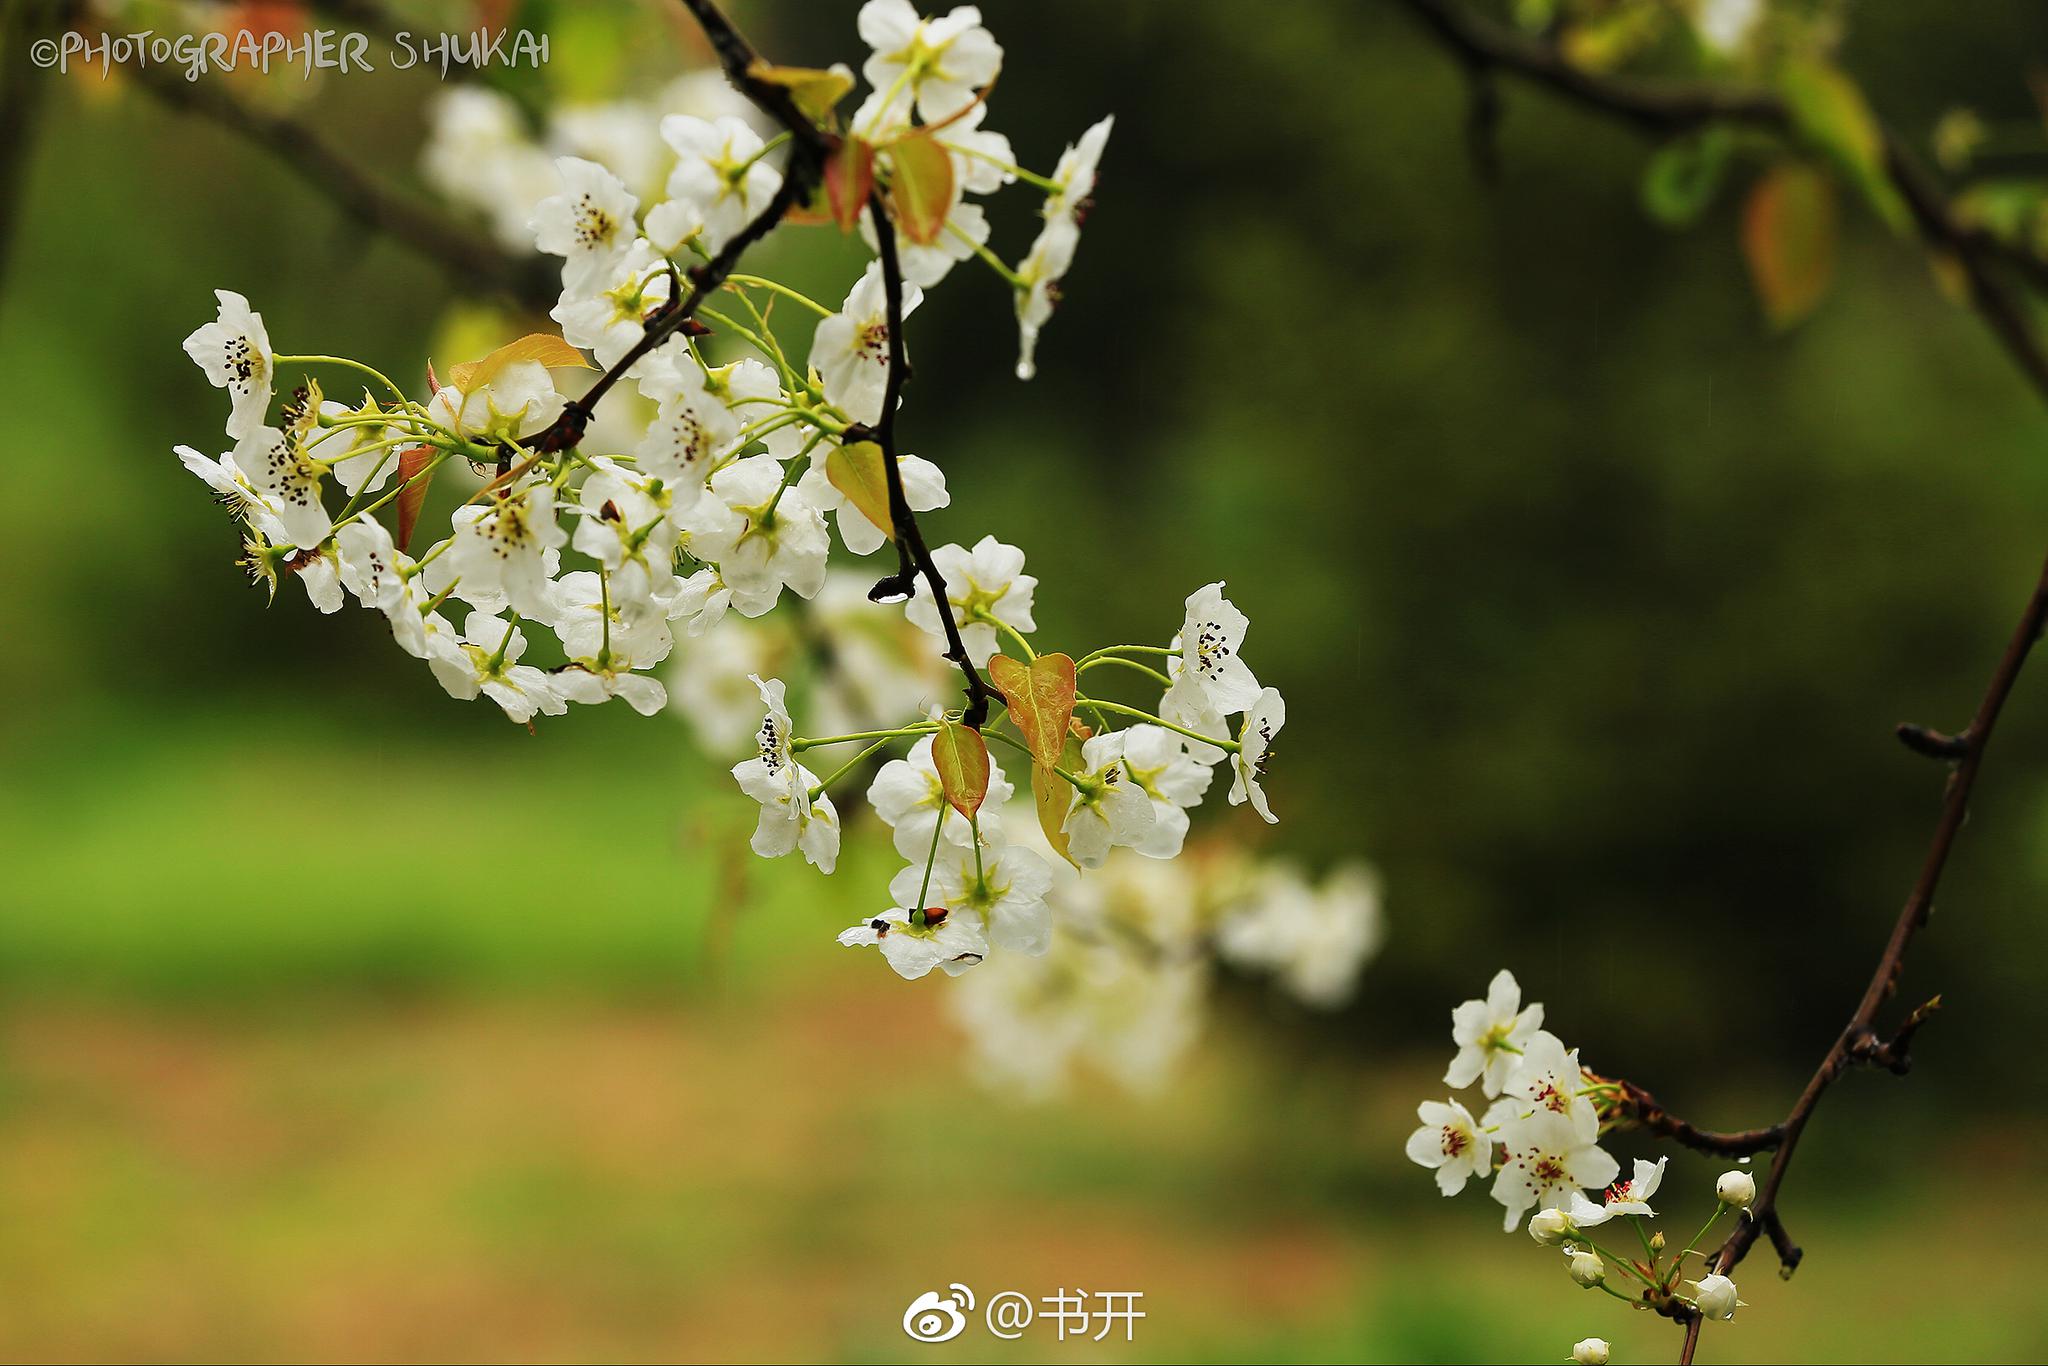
[1394,5,2048,1361]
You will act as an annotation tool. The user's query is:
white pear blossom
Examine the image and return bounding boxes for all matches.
[183,289,274,440]
[427,359,565,442]
[1405,1098,1492,1196]
[307,398,398,498]
[530,156,640,296]
[1569,1156,1667,1228]
[904,534,1036,666]
[1214,861,1384,1007]
[1505,1031,1600,1143]
[837,905,987,980]
[335,519,403,611]
[445,481,569,619]
[551,239,673,368]
[1447,969,1546,1096]
[1227,685,1285,822]
[633,352,740,496]
[426,612,569,724]
[421,88,559,250]
[1163,580,1262,717]
[1492,1109,1621,1233]
[1062,731,1157,869]
[230,425,332,549]
[809,261,923,425]
[889,838,1054,955]
[693,453,831,607]
[1013,216,1077,382]
[868,732,1013,860]
[860,199,988,288]
[656,114,783,253]
[934,100,1016,194]
[1572,1340,1611,1366]
[857,0,1002,122]
[175,443,273,522]
[730,675,839,872]
[1117,723,1215,860]
[570,458,682,611]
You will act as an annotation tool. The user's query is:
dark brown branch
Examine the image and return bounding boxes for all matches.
[127,62,556,309]
[854,199,997,728]
[1395,7,2048,1363]
[1611,1081,1784,1157]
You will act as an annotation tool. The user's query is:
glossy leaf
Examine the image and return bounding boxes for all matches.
[932,720,991,820]
[746,60,855,125]
[446,332,591,393]
[1031,763,1077,869]
[1779,58,1907,232]
[825,136,876,233]
[987,653,1076,771]
[1742,163,1837,330]
[394,446,436,553]
[887,129,955,247]
[825,440,895,540]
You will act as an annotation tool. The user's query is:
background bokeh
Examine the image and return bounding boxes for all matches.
[4,0,2048,1360]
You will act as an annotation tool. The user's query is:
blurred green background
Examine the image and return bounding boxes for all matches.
[4,0,2048,1360]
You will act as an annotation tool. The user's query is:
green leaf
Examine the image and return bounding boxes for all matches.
[1741,162,1838,329]
[824,440,894,540]
[1778,58,1907,233]
[987,654,1076,771]
[824,136,876,234]
[1031,763,1077,870]
[886,129,956,247]
[394,446,436,553]
[745,60,855,126]
[931,720,991,821]
[1641,128,1733,228]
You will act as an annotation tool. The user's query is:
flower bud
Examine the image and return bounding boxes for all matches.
[1649,1230,1667,1252]
[1716,1170,1757,1209]
[1692,1272,1742,1320]
[1528,1208,1575,1245]
[1572,1339,1611,1366]
[1565,1249,1605,1288]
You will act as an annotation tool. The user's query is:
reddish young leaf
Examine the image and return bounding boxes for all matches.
[825,440,894,539]
[394,445,435,552]
[886,129,956,246]
[825,136,877,234]
[1742,162,1838,330]
[931,720,992,821]
[987,653,1076,771]
[446,332,591,393]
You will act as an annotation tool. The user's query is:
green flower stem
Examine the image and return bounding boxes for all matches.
[949,221,1025,288]
[985,616,1036,660]
[945,143,1061,192]
[1076,643,1175,667]
[274,353,411,405]
[1079,654,1171,687]
[792,723,938,753]
[1076,697,1240,752]
[328,448,454,534]
[914,802,946,911]
[806,736,896,800]
[727,273,833,318]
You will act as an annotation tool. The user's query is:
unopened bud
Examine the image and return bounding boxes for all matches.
[1528,1208,1574,1245]
[1691,1272,1742,1320]
[1716,1170,1757,1209]
[1572,1339,1611,1366]
[1649,1230,1667,1251]
[1565,1249,1605,1288]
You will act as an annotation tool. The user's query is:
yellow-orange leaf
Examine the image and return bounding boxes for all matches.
[746,60,855,125]
[886,129,955,247]
[1032,763,1077,869]
[824,440,895,539]
[932,720,991,821]
[1742,163,1837,330]
[446,332,592,392]
[988,653,1075,772]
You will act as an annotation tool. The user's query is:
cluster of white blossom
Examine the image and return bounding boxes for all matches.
[173,3,1319,1006]
[1407,971,1760,1357]
[947,840,1382,1098]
